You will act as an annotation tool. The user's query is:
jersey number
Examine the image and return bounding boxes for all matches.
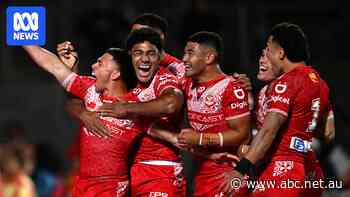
[306,98,320,132]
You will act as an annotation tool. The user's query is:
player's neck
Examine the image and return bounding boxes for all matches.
[283,61,305,73]
[195,64,224,83]
[103,80,128,98]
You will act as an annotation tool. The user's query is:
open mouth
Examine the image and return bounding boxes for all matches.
[259,66,268,73]
[137,64,151,77]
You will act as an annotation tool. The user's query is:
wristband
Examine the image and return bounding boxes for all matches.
[235,157,254,175]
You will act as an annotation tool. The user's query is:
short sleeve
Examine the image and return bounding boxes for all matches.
[223,82,250,120]
[65,73,96,99]
[155,72,181,97]
[267,77,297,116]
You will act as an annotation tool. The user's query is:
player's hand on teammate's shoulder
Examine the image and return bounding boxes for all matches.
[97,102,128,119]
[81,110,111,138]
[57,41,79,70]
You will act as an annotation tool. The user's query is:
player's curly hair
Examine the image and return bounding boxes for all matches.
[125,28,163,53]
[269,22,310,63]
[106,48,137,91]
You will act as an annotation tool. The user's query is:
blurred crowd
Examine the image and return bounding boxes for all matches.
[0,121,79,197]
[1,0,349,196]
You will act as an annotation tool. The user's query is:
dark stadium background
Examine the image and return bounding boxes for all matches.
[1,0,349,196]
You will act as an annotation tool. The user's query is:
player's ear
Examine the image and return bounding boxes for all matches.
[206,53,216,64]
[111,70,121,80]
[279,47,285,60]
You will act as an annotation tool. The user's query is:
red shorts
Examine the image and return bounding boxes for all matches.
[250,160,305,197]
[193,167,247,197]
[302,152,324,197]
[72,175,129,197]
[130,162,185,197]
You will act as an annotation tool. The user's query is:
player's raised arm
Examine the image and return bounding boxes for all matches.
[23,45,72,85]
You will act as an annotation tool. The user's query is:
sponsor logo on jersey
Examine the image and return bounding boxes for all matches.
[274,83,287,94]
[197,86,206,94]
[188,113,223,123]
[273,161,294,177]
[270,95,290,105]
[149,192,168,197]
[204,95,215,107]
[231,101,249,109]
[233,88,245,99]
[289,137,311,153]
[116,119,134,128]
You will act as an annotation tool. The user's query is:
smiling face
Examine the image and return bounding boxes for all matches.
[257,49,279,82]
[182,41,208,79]
[130,41,160,84]
[91,53,120,92]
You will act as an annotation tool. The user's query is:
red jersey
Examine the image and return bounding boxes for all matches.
[182,74,250,172]
[256,79,331,134]
[265,65,328,162]
[160,53,185,81]
[131,67,182,162]
[65,73,144,179]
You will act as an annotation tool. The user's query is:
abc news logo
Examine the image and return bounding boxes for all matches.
[14,12,39,31]
[6,7,46,46]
